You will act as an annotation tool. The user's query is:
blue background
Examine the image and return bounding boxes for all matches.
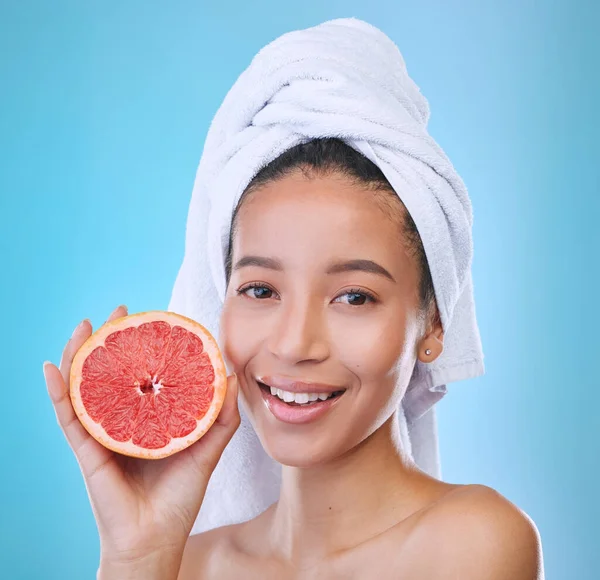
[1,1,598,578]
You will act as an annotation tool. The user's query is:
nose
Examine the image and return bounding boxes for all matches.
[267,295,330,364]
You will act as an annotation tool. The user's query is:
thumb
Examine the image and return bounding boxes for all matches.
[186,373,240,471]
[213,373,241,436]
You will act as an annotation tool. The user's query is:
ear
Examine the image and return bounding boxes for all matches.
[417,314,444,363]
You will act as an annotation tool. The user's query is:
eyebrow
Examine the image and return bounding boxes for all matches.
[233,255,396,283]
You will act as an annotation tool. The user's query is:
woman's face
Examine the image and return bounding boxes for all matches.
[220,171,424,467]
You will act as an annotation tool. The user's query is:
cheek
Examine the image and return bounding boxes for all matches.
[331,311,409,380]
[219,300,259,370]
[332,312,413,426]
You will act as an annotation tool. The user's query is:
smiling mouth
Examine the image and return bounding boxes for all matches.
[256,381,345,406]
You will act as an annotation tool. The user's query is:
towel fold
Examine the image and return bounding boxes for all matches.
[168,17,484,534]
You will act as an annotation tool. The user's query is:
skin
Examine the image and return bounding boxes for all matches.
[44,170,544,579]
[179,171,544,579]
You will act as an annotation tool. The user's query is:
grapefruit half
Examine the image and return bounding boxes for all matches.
[70,310,227,459]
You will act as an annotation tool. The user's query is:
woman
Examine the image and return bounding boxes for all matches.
[43,18,543,579]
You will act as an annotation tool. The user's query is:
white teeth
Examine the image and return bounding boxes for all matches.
[282,390,295,403]
[265,383,336,404]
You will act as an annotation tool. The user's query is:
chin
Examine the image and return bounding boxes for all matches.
[261,436,341,468]
[251,416,364,468]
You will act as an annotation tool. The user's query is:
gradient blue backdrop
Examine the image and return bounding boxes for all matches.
[1,1,598,578]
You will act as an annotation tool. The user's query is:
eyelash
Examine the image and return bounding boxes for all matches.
[236,283,378,306]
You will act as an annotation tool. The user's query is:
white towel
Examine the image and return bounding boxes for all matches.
[167,17,485,534]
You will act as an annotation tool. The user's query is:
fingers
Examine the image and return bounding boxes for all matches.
[105,304,128,324]
[44,358,118,490]
[45,305,129,474]
[44,360,100,457]
[59,318,92,387]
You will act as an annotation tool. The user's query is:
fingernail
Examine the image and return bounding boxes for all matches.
[42,361,52,375]
[71,319,88,338]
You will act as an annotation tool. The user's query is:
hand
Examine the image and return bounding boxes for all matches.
[43,305,240,566]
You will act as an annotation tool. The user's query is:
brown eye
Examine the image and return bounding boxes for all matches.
[346,292,368,306]
[334,289,377,306]
[238,284,274,299]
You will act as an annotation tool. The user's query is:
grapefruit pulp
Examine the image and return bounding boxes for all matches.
[69,310,227,459]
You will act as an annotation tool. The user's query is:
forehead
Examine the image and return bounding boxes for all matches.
[233,173,412,270]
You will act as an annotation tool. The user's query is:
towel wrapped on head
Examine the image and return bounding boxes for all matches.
[168,17,485,534]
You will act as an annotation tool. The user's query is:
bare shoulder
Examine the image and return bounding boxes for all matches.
[178,524,239,580]
[406,484,544,579]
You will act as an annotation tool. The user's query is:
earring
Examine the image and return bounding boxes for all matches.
[424,349,432,356]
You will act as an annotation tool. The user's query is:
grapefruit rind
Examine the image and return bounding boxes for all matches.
[69,310,227,460]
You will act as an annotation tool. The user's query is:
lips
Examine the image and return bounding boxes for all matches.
[256,375,345,395]
[255,377,346,425]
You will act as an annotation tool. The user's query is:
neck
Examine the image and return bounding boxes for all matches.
[265,411,428,566]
